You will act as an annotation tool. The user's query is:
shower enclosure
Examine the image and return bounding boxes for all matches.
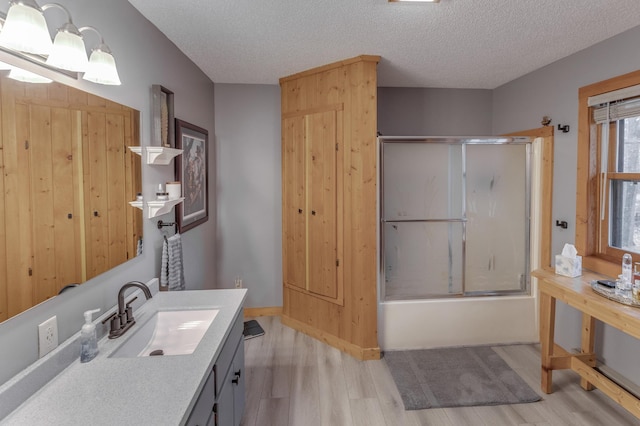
[380,136,532,301]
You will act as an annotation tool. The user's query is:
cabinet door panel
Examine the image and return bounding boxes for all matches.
[214,315,243,396]
[282,116,306,289]
[306,111,338,299]
[232,340,245,425]
[216,373,234,426]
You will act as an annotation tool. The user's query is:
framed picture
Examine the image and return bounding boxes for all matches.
[176,119,209,233]
[152,85,174,147]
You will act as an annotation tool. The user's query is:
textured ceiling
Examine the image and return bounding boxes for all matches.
[127,0,640,89]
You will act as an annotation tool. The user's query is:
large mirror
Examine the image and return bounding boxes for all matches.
[0,75,143,322]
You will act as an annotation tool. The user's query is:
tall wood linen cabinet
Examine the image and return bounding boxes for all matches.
[280,55,380,360]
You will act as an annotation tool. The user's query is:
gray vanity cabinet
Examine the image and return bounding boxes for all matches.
[186,313,245,426]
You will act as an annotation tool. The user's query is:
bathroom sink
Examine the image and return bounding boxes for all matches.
[110,309,219,358]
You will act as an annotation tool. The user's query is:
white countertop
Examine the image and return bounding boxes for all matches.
[1,288,247,425]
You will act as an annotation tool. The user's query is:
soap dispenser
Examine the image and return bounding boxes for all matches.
[80,309,101,363]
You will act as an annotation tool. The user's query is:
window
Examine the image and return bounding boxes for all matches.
[604,117,640,254]
[609,118,640,252]
[577,70,640,276]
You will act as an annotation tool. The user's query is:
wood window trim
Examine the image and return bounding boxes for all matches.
[576,69,640,278]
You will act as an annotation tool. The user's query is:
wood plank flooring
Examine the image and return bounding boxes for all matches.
[241,316,640,426]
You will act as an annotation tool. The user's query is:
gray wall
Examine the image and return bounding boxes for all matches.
[377,87,493,136]
[214,84,282,308]
[493,25,640,385]
[0,0,216,385]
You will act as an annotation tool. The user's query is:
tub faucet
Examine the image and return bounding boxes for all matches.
[103,281,153,339]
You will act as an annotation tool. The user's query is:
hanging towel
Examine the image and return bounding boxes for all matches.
[161,233,186,291]
[136,237,143,256]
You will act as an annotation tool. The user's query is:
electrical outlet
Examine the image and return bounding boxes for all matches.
[38,316,58,358]
[234,276,242,288]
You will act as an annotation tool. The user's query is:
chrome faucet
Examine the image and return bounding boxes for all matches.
[102,281,153,339]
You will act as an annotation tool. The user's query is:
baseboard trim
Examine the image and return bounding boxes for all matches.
[244,306,283,318]
[281,315,381,361]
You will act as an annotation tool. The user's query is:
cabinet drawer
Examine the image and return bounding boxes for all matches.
[214,313,243,396]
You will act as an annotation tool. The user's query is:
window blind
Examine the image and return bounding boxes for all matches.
[588,84,640,106]
[593,97,640,124]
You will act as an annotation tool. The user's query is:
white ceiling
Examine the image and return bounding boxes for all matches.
[127,0,640,89]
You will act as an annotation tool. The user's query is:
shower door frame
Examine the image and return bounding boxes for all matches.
[379,136,533,301]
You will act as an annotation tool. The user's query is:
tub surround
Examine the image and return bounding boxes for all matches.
[0,286,247,425]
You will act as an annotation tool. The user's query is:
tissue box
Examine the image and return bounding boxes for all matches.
[555,254,582,277]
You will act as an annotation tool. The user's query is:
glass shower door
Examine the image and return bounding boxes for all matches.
[465,144,529,294]
[382,142,464,300]
[381,137,531,301]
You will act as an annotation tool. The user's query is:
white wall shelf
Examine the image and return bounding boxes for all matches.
[146,197,184,219]
[128,146,183,218]
[128,146,183,165]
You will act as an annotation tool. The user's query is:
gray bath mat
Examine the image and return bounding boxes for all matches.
[384,345,541,410]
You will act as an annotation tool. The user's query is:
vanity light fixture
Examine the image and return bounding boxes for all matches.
[0,0,121,84]
[79,26,120,85]
[0,0,52,55]
[44,3,88,72]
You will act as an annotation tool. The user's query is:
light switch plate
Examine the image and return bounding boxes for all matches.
[38,316,58,358]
